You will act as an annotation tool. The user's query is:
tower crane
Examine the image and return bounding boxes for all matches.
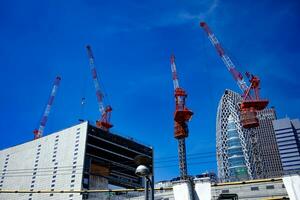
[170,55,193,180]
[33,76,61,139]
[86,45,113,131]
[200,22,269,128]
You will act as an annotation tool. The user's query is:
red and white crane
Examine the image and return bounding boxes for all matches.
[86,45,113,131]
[200,22,268,128]
[33,76,61,139]
[170,54,193,180]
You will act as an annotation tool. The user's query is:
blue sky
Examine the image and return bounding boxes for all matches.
[0,0,299,182]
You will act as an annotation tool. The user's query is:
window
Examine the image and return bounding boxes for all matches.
[34,164,38,167]
[51,184,55,187]
[53,155,56,158]
[71,175,75,178]
[54,162,58,166]
[75,144,79,147]
[56,135,59,138]
[5,162,8,164]
[54,167,58,170]
[266,185,274,189]
[50,194,54,197]
[69,194,74,197]
[38,144,41,147]
[74,148,78,151]
[33,172,36,175]
[55,139,59,142]
[76,136,80,139]
[52,159,56,162]
[75,140,79,143]
[70,184,74,187]
[35,160,38,163]
[37,152,40,155]
[222,189,229,193]
[54,147,58,150]
[30,184,34,188]
[31,180,35,184]
[32,176,36,179]
[52,179,56,183]
[52,175,56,178]
[74,152,78,156]
[73,161,77,165]
[251,187,259,191]
[282,184,285,188]
[53,151,57,154]
[71,179,75,183]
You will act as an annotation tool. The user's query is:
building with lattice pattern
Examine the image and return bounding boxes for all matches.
[216,90,263,182]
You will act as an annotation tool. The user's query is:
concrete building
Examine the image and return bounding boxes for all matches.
[0,121,153,200]
[273,118,300,172]
[216,90,283,182]
[125,178,288,200]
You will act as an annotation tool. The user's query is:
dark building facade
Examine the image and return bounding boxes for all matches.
[255,108,283,178]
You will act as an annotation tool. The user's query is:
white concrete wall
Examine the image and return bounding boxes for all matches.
[0,122,88,200]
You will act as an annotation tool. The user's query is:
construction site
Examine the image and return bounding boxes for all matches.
[1,4,300,199]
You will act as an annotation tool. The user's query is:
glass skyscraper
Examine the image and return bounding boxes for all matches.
[227,115,249,181]
[273,118,300,172]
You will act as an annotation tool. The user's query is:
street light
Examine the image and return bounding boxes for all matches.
[135,156,154,200]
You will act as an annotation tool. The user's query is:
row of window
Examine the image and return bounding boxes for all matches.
[222,184,281,193]
[28,144,41,200]
[0,154,10,188]
[69,130,80,200]
[50,135,60,197]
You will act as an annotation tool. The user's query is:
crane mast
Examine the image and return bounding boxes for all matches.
[86,45,113,131]
[33,76,61,139]
[200,22,268,128]
[170,55,193,180]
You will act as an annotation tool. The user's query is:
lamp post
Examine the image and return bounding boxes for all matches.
[135,155,154,200]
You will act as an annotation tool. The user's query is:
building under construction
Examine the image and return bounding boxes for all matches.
[0,122,153,200]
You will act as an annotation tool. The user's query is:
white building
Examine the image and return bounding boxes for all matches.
[0,121,153,200]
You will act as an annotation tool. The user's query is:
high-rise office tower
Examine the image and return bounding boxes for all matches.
[273,118,300,172]
[255,108,283,178]
[216,90,283,182]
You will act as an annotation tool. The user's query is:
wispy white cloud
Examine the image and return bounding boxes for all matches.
[177,0,219,22]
